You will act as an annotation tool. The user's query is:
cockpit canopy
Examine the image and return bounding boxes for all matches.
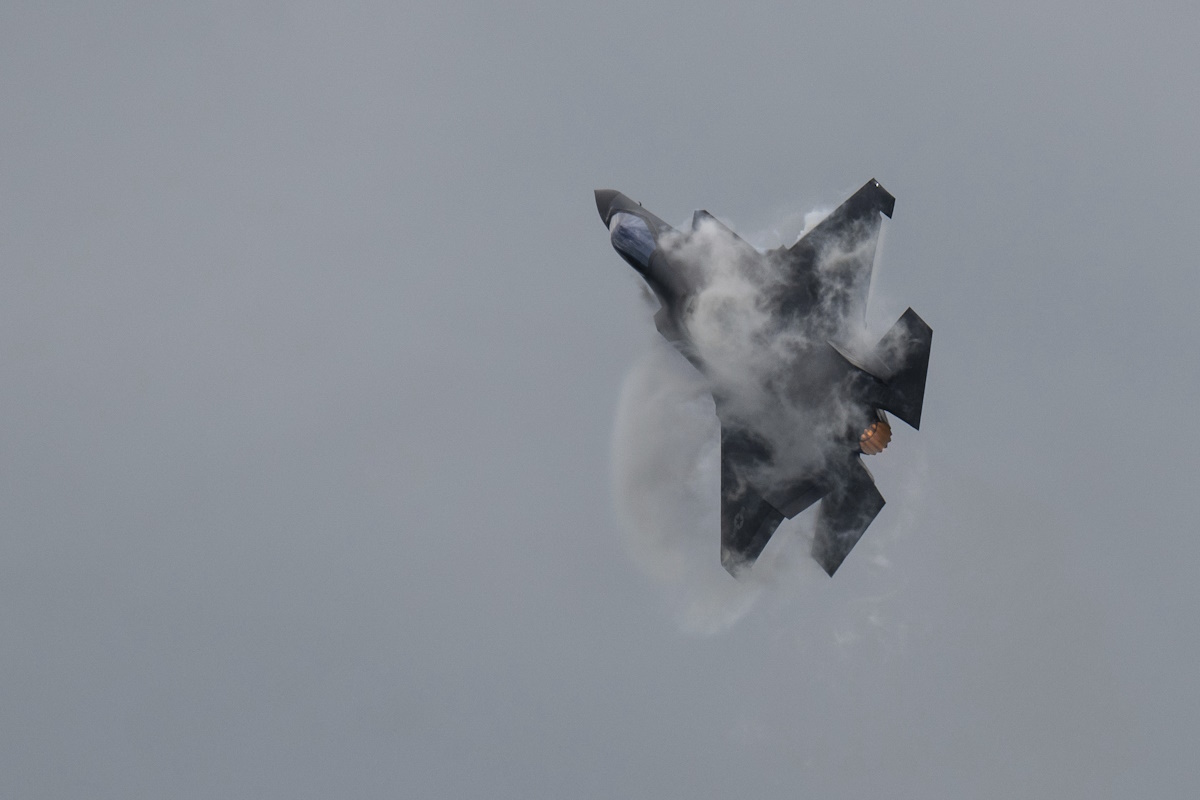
[608,212,656,270]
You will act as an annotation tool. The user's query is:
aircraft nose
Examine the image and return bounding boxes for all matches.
[594,189,620,226]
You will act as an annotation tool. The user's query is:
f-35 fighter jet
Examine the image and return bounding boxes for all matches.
[596,180,931,577]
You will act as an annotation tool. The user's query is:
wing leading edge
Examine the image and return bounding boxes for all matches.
[778,179,895,324]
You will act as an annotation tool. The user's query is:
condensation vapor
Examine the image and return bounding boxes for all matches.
[609,212,823,633]
[611,339,771,634]
[610,201,918,634]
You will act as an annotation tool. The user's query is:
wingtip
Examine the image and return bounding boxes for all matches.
[721,547,749,579]
[811,547,842,577]
[867,178,896,218]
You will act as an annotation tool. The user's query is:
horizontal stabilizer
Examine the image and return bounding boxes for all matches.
[811,459,886,576]
[874,308,932,430]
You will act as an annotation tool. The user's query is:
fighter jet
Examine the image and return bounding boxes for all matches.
[596,179,931,577]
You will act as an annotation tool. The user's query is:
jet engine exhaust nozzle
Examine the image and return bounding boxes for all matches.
[859,419,892,455]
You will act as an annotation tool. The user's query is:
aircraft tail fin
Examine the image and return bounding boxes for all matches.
[873,308,932,430]
[811,458,886,576]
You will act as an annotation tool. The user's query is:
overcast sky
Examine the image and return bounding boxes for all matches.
[2,2,1198,798]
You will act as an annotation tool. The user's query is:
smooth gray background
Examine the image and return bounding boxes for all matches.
[2,2,1196,798]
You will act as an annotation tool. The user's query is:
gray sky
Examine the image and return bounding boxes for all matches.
[2,2,1197,798]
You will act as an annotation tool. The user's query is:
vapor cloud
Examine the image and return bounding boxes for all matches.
[610,205,917,630]
[610,339,765,634]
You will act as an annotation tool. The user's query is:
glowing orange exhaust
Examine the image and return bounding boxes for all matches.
[859,419,892,455]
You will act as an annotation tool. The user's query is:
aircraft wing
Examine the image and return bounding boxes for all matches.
[719,425,827,575]
[720,473,786,576]
[720,424,887,577]
[778,179,895,323]
[719,427,785,573]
